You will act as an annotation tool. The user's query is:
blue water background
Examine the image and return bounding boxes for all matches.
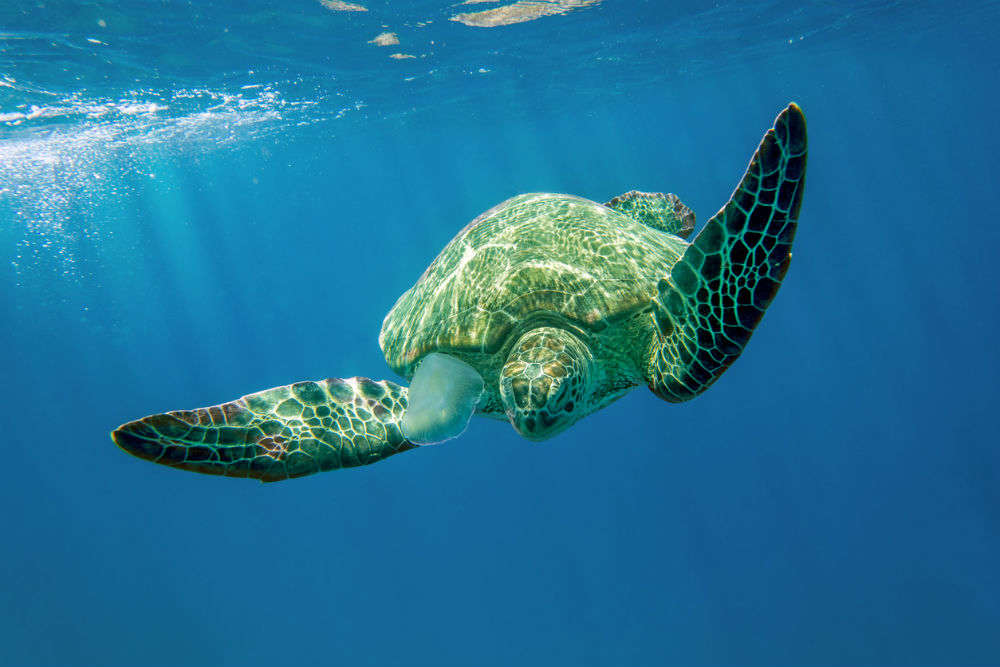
[2,1,999,664]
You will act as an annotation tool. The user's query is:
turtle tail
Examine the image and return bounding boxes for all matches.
[111,378,414,482]
[646,103,807,402]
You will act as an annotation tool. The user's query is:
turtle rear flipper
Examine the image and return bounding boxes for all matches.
[111,378,414,482]
[604,191,695,239]
[647,103,807,402]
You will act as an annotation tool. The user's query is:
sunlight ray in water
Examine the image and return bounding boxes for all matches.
[0,82,354,283]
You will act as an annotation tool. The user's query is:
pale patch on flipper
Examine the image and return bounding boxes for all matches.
[401,352,484,444]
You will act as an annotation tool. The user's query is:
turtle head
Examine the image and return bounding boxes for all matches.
[499,327,593,441]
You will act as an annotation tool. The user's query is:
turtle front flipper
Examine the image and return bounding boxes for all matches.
[111,378,414,482]
[647,103,807,402]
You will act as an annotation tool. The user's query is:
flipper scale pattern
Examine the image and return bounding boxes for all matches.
[112,378,413,482]
[649,104,807,402]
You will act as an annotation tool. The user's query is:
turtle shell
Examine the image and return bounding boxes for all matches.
[379,193,688,376]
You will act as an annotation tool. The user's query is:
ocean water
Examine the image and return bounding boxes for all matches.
[2,1,998,665]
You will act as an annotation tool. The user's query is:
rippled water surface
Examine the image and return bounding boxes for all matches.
[2,1,999,665]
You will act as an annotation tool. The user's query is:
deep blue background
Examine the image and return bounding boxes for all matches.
[2,1,999,665]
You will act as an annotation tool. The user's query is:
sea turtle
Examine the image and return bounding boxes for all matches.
[112,103,807,482]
